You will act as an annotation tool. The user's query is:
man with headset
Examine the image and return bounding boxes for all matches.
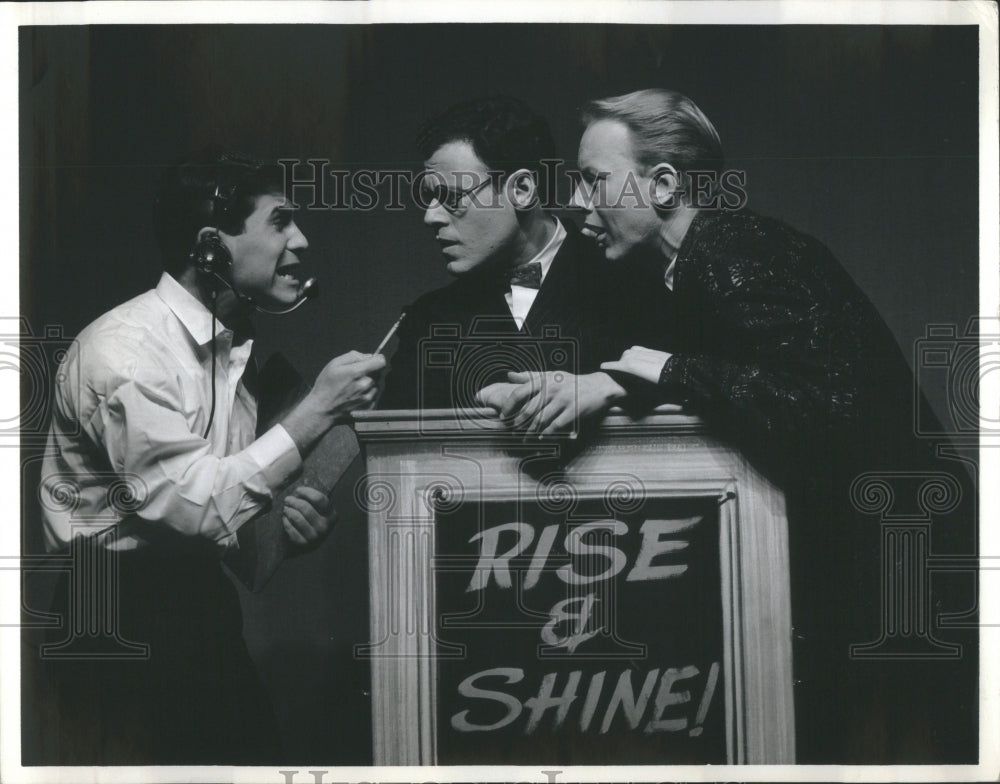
[38,151,385,764]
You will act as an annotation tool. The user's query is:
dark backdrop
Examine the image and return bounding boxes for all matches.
[19,24,979,763]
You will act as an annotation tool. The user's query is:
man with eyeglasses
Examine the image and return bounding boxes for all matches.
[378,96,634,412]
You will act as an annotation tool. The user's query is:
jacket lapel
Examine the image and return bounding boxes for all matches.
[458,270,519,335]
[522,219,581,337]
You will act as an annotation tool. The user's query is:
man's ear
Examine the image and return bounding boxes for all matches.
[505,169,540,210]
[648,163,682,209]
[195,226,237,251]
[196,226,224,243]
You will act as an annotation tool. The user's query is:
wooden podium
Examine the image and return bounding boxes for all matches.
[353,406,795,765]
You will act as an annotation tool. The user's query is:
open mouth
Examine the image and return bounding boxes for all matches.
[581,225,607,245]
[275,263,301,282]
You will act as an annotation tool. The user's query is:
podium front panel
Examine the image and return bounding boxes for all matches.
[354,409,794,765]
[434,491,727,764]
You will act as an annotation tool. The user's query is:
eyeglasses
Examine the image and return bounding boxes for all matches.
[418,177,493,216]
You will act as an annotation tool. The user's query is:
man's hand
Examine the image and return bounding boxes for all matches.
[600,346,672,384]
[475,382,521,412]
[494,371,627,437]
[282,351,386,455]
[281,485,336,551]
[312,351,387,418]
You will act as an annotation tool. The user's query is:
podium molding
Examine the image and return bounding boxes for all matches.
[354,407,795,765]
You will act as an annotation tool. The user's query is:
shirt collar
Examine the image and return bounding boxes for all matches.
[155,271,221,347]
[524,217,566,286]
[659,207,698,291]
[664,255,677,291]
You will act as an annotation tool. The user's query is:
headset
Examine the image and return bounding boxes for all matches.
[191,159,319,437]
[189,171,319,316]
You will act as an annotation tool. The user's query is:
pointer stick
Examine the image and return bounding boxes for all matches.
[374,312,406,355]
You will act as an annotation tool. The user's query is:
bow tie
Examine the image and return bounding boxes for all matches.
[506,261,543,289]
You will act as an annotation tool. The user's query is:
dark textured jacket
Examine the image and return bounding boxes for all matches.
[634,209,976,763]
[627,209,921,484]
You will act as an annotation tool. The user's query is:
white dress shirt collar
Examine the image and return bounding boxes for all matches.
[664,255,677,291]
[506,218,567,329]
[155,271,224,348]
[531,217,566,284]
[659,207,697,291]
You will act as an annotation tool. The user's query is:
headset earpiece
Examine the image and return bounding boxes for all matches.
[190,233,232,275]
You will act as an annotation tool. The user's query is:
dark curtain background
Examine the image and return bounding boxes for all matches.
[19,24,979,763]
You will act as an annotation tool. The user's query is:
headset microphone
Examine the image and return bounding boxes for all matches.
[205,268,319,314]
[254,277,319,315]
[192,234,319,314]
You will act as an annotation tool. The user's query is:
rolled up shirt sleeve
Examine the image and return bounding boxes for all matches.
[100,376,303,543]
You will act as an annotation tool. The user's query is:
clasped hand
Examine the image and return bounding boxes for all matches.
[476,370,622,437]
[475,346,671,436]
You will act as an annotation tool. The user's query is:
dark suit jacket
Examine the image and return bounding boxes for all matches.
[380,219,633,410]
[635,209,976,763]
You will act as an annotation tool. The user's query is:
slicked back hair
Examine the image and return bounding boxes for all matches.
[581,89,724,177]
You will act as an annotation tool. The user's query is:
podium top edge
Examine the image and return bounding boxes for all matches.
[352,404,705,438]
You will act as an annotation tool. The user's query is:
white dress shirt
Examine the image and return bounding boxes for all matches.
[505,218,566,329]
[40,272,302,552]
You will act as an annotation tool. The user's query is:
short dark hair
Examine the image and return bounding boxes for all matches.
[153,148,285,273]
[416,96,557,201]
[582,89,724,177]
